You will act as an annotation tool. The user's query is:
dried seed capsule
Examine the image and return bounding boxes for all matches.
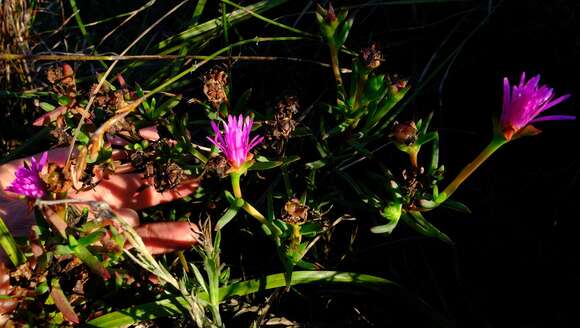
[390,121,418,146]
[282,198,309,225]
[360,43,383,69]
[203,67,229,109]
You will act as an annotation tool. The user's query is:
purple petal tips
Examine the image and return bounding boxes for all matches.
[5,152,48,199]
[207,114,264,169]
[500,73,574,140]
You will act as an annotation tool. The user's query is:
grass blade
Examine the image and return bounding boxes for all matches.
[87,270,449,327]
[157,0,289,52]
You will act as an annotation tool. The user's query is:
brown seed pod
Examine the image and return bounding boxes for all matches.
[264,95,300,153]
[390,121,418,146]
[360,43,383,69]
[42,162,72,194]
[203,67,229,109]
[282,198,309,225]
[204,154,229,179]
[145,160,185,193]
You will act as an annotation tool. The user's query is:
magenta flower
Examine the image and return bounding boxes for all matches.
[208,115,263,169]
[5,152,48,198]
[501,72,574,140]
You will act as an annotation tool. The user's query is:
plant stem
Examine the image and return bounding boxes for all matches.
[438,136,506,203]
[230,172,242,199]
[409,148,419,169]
[328,44,346,99]
[242,202,267,225]
[230,172,275,235]
[206,258,223,327]
[352,69,369,112]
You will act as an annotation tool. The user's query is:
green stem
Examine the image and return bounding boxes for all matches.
[243,201,284,238]
[230,172,279,236]
[352,70,368,112]
[230,172,243,199]
[69,0,88,38]
[242,202,267,225]
[438,136,506,203]
[206,260,222,326]
[221,2,229,45]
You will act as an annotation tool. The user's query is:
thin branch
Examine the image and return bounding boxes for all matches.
[0,53,350,72]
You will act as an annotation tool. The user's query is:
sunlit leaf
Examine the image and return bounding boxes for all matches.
[50,278,80,324]
[0,216,26,266]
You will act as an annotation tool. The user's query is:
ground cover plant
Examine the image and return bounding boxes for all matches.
[0,0,577,327]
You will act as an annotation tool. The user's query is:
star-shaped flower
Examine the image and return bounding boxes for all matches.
[5,152,48,199]
[207,115,263,170]
[500,72,574,140]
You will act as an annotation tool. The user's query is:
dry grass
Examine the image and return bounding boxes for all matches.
[0,0,35,87]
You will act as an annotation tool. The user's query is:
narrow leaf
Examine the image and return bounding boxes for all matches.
[69,236,111,280]
[50,278,80,324]
[0,216,26,266]
[215,202,243,230]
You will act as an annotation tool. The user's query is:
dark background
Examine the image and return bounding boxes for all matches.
[237,1,580,326]
[347,1,580,326]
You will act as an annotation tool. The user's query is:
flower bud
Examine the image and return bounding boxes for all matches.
[324,2,337,23]
[390,121,418,146]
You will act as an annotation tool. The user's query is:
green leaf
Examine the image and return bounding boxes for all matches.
[404,212,454,245]
[50,278,80,324]
[362,74,387,104]
[300,223,323,237]
[152,95,182,120]
[77,229,107,247]
[86,271,417,328]
[334,18,354,47]
[156,0,289,51]
[371,201,403,234]
[77,130,90,145]
[249,155,300,171]
[57,95,71,106]
[441,199,471,214]
[36,280,50,295]
[428,132,440,175]
[223,190,236,204]
[55,245,74,256]
[286,242,307,265]
[305,159,326,170]
[215,202,242,230]
[69,235,111,280]
[190,263,209,295]
[383,201,403,222]
[415,131,437,146]
[39,102,56,112]
[370,221,398,234]
[86,144,113,164]
[192,0,208,24]
[295,259,319,270]
[420,112,434,135]
[0,216,26,266]
[249,160,284,171]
